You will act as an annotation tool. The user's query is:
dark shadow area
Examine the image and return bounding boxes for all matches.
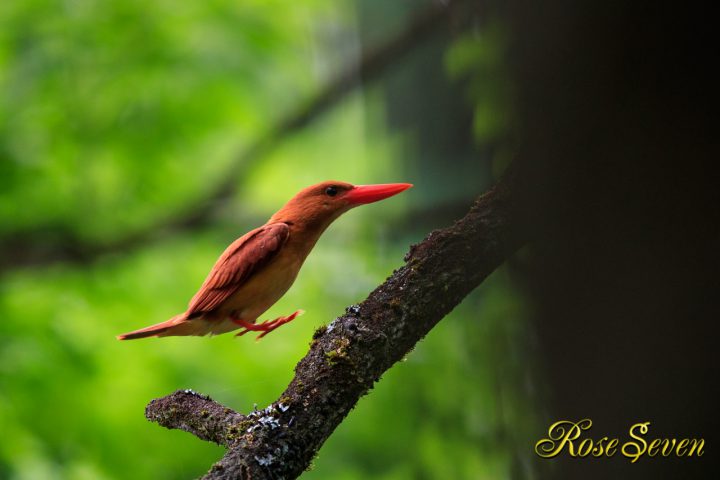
[505,1,717,478]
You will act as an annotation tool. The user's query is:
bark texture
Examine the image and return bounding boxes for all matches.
[145,170,521,479]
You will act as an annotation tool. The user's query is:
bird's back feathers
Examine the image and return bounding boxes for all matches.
[187,223,289,316]
[117,223,290,340]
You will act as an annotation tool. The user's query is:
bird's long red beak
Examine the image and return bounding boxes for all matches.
[344,183,413,205]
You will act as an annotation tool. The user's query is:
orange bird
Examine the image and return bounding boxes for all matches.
[117,181,412,340]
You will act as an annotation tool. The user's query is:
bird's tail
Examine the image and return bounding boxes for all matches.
[117,313,192,340]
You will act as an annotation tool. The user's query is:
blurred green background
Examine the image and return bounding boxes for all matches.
[0,1,541,478]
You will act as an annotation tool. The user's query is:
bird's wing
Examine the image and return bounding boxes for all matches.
[186,222,290,316]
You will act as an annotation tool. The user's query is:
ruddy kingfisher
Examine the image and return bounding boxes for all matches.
[117,181,412,340]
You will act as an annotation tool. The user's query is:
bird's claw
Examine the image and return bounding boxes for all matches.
[235,310,305,340]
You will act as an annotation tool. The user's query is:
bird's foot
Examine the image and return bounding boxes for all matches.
[234,310,305,340]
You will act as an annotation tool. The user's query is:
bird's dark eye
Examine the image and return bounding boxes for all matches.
[325,186,338,197]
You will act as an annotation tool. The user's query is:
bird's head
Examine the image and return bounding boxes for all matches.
[269,180,412,229]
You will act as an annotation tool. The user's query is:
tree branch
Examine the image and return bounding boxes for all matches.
[1,0,466,271]
[145,169,522,479]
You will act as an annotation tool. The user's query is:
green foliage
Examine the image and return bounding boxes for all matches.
[0,2,538,479]
[445,23,513,145]
[0,0,333,239]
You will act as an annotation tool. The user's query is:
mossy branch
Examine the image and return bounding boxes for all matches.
[145,169,522,480]
[145,390,246,447]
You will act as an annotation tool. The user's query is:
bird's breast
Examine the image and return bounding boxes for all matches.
[218,247,305,322]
